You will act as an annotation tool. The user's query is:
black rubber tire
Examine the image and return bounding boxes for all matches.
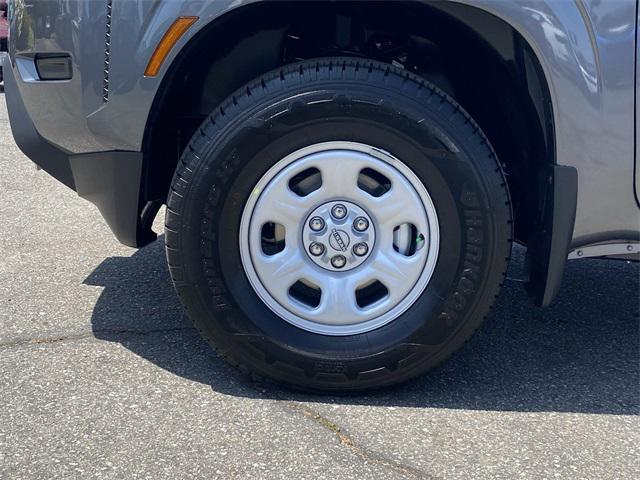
[165,58,512,392]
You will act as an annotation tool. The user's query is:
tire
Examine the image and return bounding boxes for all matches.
[165,58,512,392]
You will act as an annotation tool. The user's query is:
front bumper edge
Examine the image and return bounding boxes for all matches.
[4,58,155,248]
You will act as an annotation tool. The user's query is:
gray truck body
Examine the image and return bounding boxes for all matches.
[3,0,639,301]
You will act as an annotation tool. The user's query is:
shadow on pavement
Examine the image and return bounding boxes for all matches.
[84,237,639,415]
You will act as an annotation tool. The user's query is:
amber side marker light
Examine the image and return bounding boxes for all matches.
[144,16,198,77]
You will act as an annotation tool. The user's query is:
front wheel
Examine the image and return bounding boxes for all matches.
[165,58,512,391]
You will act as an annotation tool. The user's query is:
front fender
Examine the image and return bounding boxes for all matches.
[451,0,638,245]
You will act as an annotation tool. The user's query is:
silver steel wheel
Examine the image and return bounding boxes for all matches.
[239,141,440,335]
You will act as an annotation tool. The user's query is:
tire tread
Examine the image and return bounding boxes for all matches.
[165,58,512,392]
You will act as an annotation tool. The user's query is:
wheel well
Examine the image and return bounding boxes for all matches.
[143,1,554,245]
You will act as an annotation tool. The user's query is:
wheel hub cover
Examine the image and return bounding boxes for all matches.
[302,201,375,272]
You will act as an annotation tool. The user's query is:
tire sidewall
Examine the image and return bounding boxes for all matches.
[171,63,510,389]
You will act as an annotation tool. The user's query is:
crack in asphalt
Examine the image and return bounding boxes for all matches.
[0,327,196,349]
[2,325,434,477]
[2,324,436,477]
[283,401,438,480]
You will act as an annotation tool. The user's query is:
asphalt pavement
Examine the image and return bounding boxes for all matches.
[0,90,638,479]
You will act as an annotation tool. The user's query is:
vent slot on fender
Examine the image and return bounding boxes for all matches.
[102,0,113,102]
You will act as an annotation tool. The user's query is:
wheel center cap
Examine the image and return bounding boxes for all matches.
[302,200,375,272]
[329,229,350,252]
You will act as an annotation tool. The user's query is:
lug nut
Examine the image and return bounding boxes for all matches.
[309,216,325,232]
[309,242,325,257]
[353,216,369,232]
[353,242,369,257]
[331,255,347,269]
[331,204,347,220]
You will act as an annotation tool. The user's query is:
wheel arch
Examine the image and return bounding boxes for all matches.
[141,0,580,305]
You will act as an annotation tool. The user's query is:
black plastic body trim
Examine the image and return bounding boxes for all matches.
[526,165,578,306]
[5,60,154,248]
[69,152,152,248]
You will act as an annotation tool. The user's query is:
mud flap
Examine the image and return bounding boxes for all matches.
[526,165,578,306]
